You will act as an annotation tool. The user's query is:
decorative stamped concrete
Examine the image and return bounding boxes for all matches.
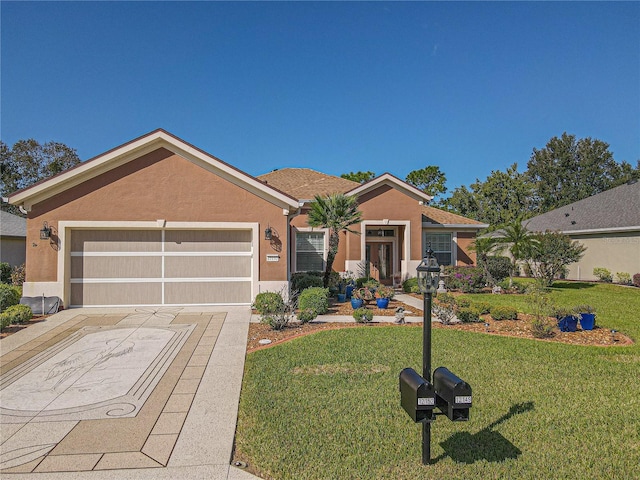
[0,310,225,473]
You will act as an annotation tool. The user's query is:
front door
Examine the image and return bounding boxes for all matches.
[366,242,393,285]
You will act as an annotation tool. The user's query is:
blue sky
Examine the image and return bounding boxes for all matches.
[2,1,638,194]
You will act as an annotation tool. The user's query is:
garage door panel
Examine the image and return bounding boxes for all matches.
[71,283,162,306]
[164,256,251,278]
[71,256,162,279]
[164,230,251,252]
[164,282,251,305]
[72,230,162,252]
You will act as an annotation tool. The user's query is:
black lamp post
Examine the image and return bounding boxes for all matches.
[415,246,440,464]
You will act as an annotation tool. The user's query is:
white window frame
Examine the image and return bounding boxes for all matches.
[293,228,327,273]
[423,231,456,266]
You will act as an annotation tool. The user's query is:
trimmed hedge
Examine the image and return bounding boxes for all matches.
[253,292,285,315]
[457,307,481,323]
[402,277,420,294]
[490,305,519,321]
[486,256,511,282]
[0,304,32,326]
[0,262,11,284]
[291,272,324,292]
[298,287,329,315]
[0,284,21,312]
[353,307,373,323]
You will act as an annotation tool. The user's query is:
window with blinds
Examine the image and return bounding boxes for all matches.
[296,232,325,272]
[424,233,452,266]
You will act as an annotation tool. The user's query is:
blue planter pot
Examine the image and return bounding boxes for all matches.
[579,313,596,331]
[376,298,390,309]
[345,286,354,299]
[350,298,364,309]
[337,293,346,303]
[558,316,579,332]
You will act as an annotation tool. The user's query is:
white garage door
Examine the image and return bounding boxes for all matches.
[69,229,253,307]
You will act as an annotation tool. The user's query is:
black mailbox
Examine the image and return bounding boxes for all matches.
[399,368,437,423]
[433,366,472,422]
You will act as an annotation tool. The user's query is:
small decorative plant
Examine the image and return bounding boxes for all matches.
[575,305,595,314]
[552,306,581,320]
[593,267,613,283]
[353,287,375,303]
[490,305,519,321]
[375,286,395,300]
[353,307,373,323]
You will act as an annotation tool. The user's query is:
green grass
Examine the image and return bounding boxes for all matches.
[235,282,640,479]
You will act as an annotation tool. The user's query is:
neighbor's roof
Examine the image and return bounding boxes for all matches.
[0,210,27,237]
[257,168,360,201]
[525,180,640,234]
[422,206,488,228]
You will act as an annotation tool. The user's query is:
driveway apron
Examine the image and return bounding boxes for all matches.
[0,307,258,480]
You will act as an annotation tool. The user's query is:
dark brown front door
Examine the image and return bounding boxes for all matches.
[366,242,393,285]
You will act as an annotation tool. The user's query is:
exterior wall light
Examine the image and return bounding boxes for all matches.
[264,225,273,241]
[40,222,51,240]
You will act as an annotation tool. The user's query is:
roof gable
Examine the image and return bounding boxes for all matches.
[346,173,433,203]
[8,129,300,212]
[525,181,640,233]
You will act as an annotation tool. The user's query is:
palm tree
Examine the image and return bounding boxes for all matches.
[307,193,363,288]
[469,235,499,285]
[493,220,539,286]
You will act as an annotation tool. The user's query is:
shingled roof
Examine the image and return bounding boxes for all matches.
[525,180,640,233]
[422,206,487,227]
[1,210,27,237]
[257,168,359,201]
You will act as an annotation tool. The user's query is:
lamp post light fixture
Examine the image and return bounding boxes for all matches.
[415,245,440,464]
[40,222,51,240]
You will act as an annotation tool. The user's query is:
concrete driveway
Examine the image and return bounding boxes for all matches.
[0,307,259,480]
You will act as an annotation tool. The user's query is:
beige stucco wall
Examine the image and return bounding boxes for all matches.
[566,232,640,281]
[25,148,289,284]
[0,237,26,266]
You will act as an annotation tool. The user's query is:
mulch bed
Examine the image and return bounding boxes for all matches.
[248,298,633,352]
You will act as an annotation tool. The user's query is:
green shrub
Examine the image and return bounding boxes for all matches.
[499,279,528,294]
[470,301,491,315]
[297,309,317,324]
[0,312,11,330]
[0,262,12,284]
[457,307,481,323]
[291,272,324,292]
[402,277,418,293]
[253,292,285,315]
[593,267,613,283]
[490,305,519,321]
[0,304,32,325]
[298,287,329,315]
[634,273,640,288]
[616,272,631,285]
[353,307,373,323]
[456,297,471,308]
[486,256,511,282]
[10,263,26,286]
[442,266,485,293]
[0,284,21,312]
[435,292,456,307]
[531,317,555,338]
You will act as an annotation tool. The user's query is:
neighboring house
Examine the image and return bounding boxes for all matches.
[8,129,487,308]
[525,180,640,281]
[0,210,27,267]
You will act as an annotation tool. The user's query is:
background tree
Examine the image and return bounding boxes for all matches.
[526,132,636,213]
[307,193,363,288]
[526,231,586,286]
[340,171,375,184]
[1,139,80,204]
[469,235,499,285]
[444,164,534,225]
[405,166,447,200]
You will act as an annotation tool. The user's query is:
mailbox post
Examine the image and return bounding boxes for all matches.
[415,246,440,464]
[399,246,473,465]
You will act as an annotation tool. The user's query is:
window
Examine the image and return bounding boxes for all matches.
[296,232,325,271]
[424,233,452,266]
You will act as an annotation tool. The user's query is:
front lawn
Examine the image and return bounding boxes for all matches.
[235,282,640,479]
